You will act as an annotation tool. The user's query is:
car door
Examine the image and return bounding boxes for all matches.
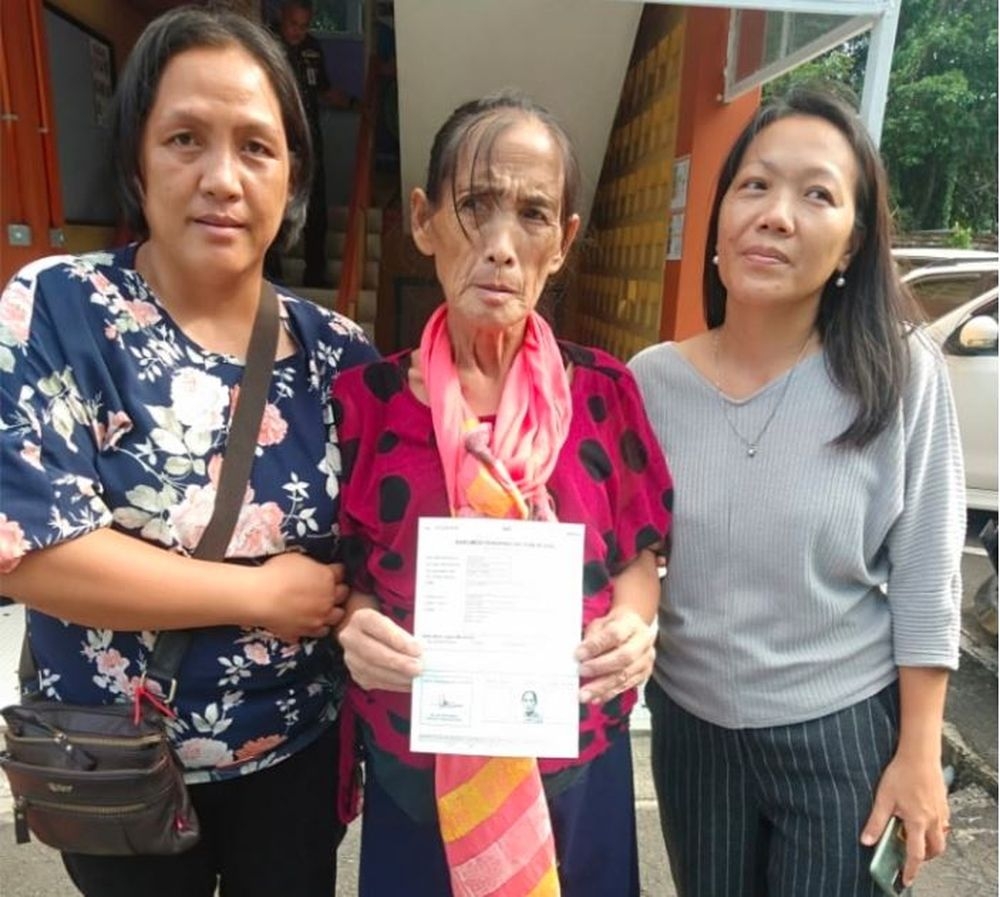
[939,291,999,511]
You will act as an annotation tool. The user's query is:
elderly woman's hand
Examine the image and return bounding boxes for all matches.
[575,606,655,705]
[337,599,423,692]
[575,549,659,704]
[252,553,350,642]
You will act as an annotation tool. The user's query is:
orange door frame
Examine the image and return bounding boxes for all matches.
[1,0,64,286]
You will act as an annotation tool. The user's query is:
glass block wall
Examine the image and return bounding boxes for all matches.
[572,18,684,361]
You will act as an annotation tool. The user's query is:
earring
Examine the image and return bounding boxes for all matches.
[835,272,846,287]
[712,254,719,266]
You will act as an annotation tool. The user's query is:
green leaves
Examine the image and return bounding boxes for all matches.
[767,0,997,233]
[882,0,997,231]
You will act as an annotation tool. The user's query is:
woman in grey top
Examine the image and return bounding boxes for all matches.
[630,89,964,897]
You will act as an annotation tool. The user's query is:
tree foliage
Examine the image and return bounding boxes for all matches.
[766,0,998,233]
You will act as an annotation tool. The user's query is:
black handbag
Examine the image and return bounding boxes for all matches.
[0,283,280,856]
[1,702,199,855]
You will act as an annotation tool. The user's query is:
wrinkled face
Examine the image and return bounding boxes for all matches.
[139,45,290,282]
[411,117,580,334]
[279,5,311,46]
[716,114,859,313]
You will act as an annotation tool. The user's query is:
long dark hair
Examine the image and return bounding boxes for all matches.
[703,87,919,448]
[109,5,313,250]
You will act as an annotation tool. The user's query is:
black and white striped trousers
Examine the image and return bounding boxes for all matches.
[646,679,900,897]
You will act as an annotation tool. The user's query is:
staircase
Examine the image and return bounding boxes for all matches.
[278,205,383,345]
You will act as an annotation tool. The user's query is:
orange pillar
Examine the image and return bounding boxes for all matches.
[659,7,760,342]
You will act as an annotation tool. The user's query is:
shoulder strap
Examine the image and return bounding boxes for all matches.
[145,283,280,687]
[192,283,280,561]
[20,284,281,692]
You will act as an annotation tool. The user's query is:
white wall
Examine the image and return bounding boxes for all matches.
[394,0,642,232]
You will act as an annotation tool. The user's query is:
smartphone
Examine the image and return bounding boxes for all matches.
[869,766,955,896]
[869,815,910,896]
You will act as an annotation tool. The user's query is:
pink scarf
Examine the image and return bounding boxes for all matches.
[418,302,571,897]
[419,303,572,522]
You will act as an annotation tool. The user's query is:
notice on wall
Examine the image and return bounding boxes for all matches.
[666,213,684,261]
[670,155,690,212]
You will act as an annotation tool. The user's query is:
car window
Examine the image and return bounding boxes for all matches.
[908,270,999,320]
[893,250,999,277]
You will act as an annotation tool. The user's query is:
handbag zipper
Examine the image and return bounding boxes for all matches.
[7,723,165,770]
[13,785,175,845]
[2,751,171,780]
[8,732,165,749]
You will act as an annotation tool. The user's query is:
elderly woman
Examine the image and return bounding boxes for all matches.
[631,88,964,896]
[332,91,673,897]
[0,7,376,896]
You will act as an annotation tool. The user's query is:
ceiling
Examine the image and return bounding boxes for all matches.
[394,0,641,234]
[127,0,191,14]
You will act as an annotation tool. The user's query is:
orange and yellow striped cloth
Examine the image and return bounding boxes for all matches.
[436,755,559,897]
[432,423,561,896]
[420,303,570,896]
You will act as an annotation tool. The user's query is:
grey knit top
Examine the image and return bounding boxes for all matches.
[629,331,965,729]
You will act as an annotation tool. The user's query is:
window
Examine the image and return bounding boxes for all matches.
[726,9,872,99]
[261,0,363,37]
[905,267,1000,321]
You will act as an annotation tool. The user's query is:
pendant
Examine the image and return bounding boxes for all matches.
[747,445,758,458]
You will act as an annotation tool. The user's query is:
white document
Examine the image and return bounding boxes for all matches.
[410,516,584,759]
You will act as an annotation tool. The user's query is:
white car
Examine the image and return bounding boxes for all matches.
[926,288,999,514]
[893,247,998,276]
[901,257,998,322]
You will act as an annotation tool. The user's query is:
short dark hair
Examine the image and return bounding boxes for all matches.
[109,4,312,250]
[703,86,919,448]
[424,90,582,230]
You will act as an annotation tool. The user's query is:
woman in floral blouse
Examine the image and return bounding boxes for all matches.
[0,8,376,897]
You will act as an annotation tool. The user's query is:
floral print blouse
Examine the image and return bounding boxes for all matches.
[0,246,378,782]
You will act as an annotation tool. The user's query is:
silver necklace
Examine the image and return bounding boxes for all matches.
[711,329,813,458]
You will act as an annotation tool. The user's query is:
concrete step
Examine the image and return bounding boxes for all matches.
[280,287,377,328]
[285,230,382,262]
[328,206,383,234]
[292,285,337,311]
[911,783,998,895]
[325,231,382,261]
[356,289,377,324]
[945,643,998,798]
[946,547,999,798]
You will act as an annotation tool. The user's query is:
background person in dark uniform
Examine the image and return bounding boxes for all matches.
[270,0,351,287]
